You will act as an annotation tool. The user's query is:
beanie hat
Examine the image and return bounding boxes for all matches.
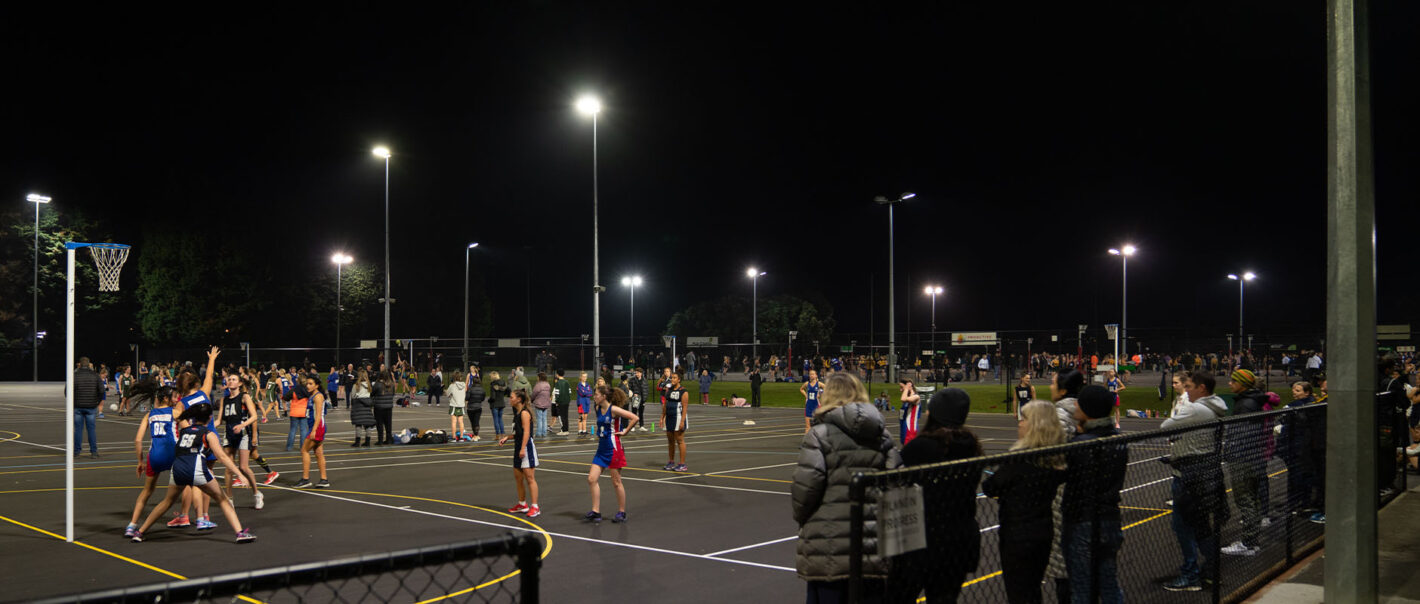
[1230,369,1257,389]
[1077,385,1115,420]
[926,388,971,429]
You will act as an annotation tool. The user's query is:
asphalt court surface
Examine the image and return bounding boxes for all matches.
[0,383,1316,602]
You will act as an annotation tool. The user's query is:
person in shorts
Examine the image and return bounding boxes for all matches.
[293,376,330,489]
[217,373,264,510]
[800,369,823,433]
[130,402,255,543]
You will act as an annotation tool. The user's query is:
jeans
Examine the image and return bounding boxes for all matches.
[286,416,311,450]
[1169,461,1227,583]
[1227,457,1264,546]
[534,408,548,437]
[492,407,506,435]
[1063,519,1123,604]
[73,407,98,454]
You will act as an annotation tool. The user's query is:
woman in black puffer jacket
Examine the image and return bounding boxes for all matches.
[792,372,896,602]
[349,369,376,447]
[371,370,396,445]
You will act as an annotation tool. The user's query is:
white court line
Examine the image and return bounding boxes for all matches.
[272,485,797,573]
[457,458,787,496]
[704,535,797,557]
[1128,456,1166,466]
[4,437,66,452]
[1119,476,1172,494]
[704,462,797,475]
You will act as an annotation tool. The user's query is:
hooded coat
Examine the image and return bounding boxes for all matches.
[792,402,896,581]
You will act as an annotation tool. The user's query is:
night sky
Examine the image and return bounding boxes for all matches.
[8,4,1418,350]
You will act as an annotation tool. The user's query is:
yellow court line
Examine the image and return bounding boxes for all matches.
[0,430,21,444]
[1120,505,1172,512]
[962,570,1004,587]
[1123,510,1174,530]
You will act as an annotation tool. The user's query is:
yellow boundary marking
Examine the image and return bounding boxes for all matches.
[0,486,551,602]
[0,430,21,444]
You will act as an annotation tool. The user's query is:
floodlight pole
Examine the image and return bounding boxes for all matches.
[876,193,915,385]
[335,260,344,367]
[30,194,51,381]
[1325,0,1378,600]
[591,112,602,375]
[383,155,391,370]
[464,243,478,367]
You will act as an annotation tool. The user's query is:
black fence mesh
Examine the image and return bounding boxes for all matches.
[847,401,1408,603]
[41,533,540,604]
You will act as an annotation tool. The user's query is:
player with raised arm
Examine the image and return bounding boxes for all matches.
[217,373,264,509]
[585,384,639,523]
[500,389,541,518]
[131,402,255,543]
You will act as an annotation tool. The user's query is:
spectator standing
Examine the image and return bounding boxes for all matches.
[326,367,340,409]
[488,371,509,438]
[1159,371,1229,592]
[73,357,105,457]
[982,400,1068,604]
[340,364,355,406]
[509,367,532,402]
[426,366,444,407]
[628,368,649,431]
[553,370,572,435]
[371,371,396,445]
[531,372,552,438]
[1220,369,1267,557]
[792,372,895,603]
[466,372,485,442]
[1060,386,1128,603]
[1050,369,1086,439]
[749,369,763,408]
[349,370,374,447]
[698,368,713,405]
[889,388,981,603]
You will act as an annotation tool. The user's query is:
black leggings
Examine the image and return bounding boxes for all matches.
[557,401,570,432]
[375,407,393,443]
[469,406,483,436]
[427,390,442,406]
[1000,533,1052,604]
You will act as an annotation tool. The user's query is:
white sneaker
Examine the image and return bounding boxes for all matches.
[1221,541,1258,556]
[471,435,481,442]
[1406,444,1420,457]
[254,492,265,510]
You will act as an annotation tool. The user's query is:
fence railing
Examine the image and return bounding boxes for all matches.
[846,400,1408,603]
[39,532,541,604]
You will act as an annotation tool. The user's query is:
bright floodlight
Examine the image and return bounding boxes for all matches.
[746,267,765,278]
[372,146,391,159]
[1243,272,1256,281]
[27,194,52,204]
[924,285,943,295]
[1122,244,1137,256]
[622,275,642,287]
[331,253,353,264]
[468,242,479,249]
[900,192,916,200]
[576,95,602,115]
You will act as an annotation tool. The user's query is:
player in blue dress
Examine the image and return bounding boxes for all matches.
[124,380,178,537]
[131,401,255,543]
[585,385,639,523]
[576,373,593,435]
[800,369,823,433]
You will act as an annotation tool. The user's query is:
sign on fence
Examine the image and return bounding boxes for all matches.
[879,485,926,556]
[951,332,997,346]
[497,339,521,348]
[686,336,719,347]
[359,340,378,349]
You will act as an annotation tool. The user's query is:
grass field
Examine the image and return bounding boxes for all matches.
[320,368,1291,418]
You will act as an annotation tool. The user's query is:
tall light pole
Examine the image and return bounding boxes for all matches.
[747,268,765,366]
[1108,244,1136,365]
[924,285,943,387]
[331,253,352,367]
[576,95,604,373]
[874,192,915,385]
[621,275,642,362]
[1227,272,1257,354]
[463,242,479,367]
[27,193,51,381]
[372,146,392,369]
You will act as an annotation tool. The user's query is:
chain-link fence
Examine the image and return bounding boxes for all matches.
[40,533,540,604]
[845,401,1409,603]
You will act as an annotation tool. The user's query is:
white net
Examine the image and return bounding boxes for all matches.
[88,244,131,291]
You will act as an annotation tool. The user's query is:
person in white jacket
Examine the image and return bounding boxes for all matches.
[446,370,469,441]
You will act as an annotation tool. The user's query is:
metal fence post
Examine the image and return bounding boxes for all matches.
[1089,444,1102,604]
[517,534,541,604]
[1212,420,1224,604]
[849,473,865,604]
[1284,408,1295,566]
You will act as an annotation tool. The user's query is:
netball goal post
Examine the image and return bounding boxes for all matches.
[64,242,130,542]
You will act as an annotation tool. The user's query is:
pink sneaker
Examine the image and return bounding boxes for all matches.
[166,514,191,528]
[526,505,541,518]
[508,503,530,514]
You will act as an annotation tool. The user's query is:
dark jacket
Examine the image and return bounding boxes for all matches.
[371,382,395,410]
[1062,422,1127,524]
[982,458,1067,538]
[428,372,443,392]
[467,384,486,409]
[792,402,896,581]
[488,379,508,409]
[73,367,104,409]
[350,395,375,427]
[899,428,983,552]
[749,372,763,389]
[627,375,647,401]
